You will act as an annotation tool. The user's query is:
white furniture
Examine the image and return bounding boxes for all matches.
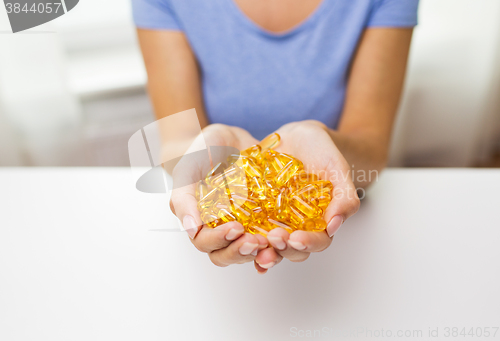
[0,168,499,340]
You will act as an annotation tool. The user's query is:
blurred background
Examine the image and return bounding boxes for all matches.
[0,0,499,167]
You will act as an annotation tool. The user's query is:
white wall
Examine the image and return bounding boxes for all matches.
[390,0,500,166]
[0,7,82,166]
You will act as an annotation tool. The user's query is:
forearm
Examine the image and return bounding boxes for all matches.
[137,29,210,170]
[330,28,413,189]
[327,129,388,189]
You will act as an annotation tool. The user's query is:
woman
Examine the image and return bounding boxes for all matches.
[132,0,418,273]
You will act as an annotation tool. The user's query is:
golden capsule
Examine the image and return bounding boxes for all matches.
[197,187,221,211]
[274,188,289,221]
[217,206,237,223]
[248,176,267,200]
[314,194,331,211]
[205,162,226,180]
[241,145,262,158]
[289,195,322,219]
[195,180,209,201]
[275,152,295,167]
[309,180,333,195]
[209,164,246,189]
[247,223,272,236]
[235,156,262,178]
[274,159,304,187]
[290,172,319,185]
[294,183,319,199]
[287,204,307,226]
[252,209,268,224]
[301,218,327,232]
[258,133,280,151]
[195,133,333,234]
[200,210,221,228]
[267,218,295,234]
[232,205,253,226]
[231,195,260,212]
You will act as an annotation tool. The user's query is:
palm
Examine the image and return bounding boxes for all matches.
[273,123,349,185]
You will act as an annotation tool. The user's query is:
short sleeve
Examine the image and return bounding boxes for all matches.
[367,0,419,28]
[131,0,182,30]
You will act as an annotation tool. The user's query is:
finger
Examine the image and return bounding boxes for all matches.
[255,247,283,270]
[191,221,245,253]
[288,230,333,253]
[254,262,268,275]
[323,180,360,238]
[208,233,260,267]
[267,228,310,263]
[170,184,203,239]
[254,233,269,250]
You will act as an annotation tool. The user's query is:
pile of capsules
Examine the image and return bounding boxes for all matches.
[195,133,333,236]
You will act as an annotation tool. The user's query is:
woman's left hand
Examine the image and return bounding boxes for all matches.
[256,120,360,270]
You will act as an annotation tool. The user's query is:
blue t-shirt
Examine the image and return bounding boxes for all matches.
[132,0,419,140]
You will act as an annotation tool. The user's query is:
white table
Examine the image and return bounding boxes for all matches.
[0,168,499,341]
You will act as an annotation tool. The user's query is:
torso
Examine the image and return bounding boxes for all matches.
[232,0,324,33]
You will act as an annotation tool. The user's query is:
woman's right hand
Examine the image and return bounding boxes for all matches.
[169,124,271,268]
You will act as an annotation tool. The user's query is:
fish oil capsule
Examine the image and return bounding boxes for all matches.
[289,195,322,219]
[258,133,280,151]
[309,180,333,195]
[235,156,262,178]
[263,179,280,198]
[301,218,327,232]
[225,183,249,200]
[241,145,262,159]
[251,209,268,225]
[274,188,289,221]
[263,150,288,173]
[314,194,331,210]
[201,210,221,228]
[287,204,307,226]
[217,206,237,223]
[294,183,320,200]
[232,205,253,226]
[209,164,247,189]
[267,218,295,234]
[195,180,209,201]
[275,152,295,167]
[288,173,320,192]
[197,187,221,211]
[231,195,260,212]
[248,176,266,200]
[289,172,319,185]
[205,162,226,180]
[247,223,272,237]
[274,159,304,187]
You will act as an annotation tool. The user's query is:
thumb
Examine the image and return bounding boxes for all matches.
[170,184,203,239]
[323,171,360,238]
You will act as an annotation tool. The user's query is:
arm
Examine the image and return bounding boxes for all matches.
[137,29,208,127]
[265,28,414,264]
[333,28,414,188]
[137,29,269,268]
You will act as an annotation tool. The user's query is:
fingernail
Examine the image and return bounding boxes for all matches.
[251,249,258,256]
[225,227,244,241]
[183,215,199,239]
[268,236,286,250]
[257,261,275,269]
[327,215,343,237]
[239,242,258,256]
[288,240,306,251]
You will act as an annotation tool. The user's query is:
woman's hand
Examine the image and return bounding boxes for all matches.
[169,124,269,267]
[265,120,360,264]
